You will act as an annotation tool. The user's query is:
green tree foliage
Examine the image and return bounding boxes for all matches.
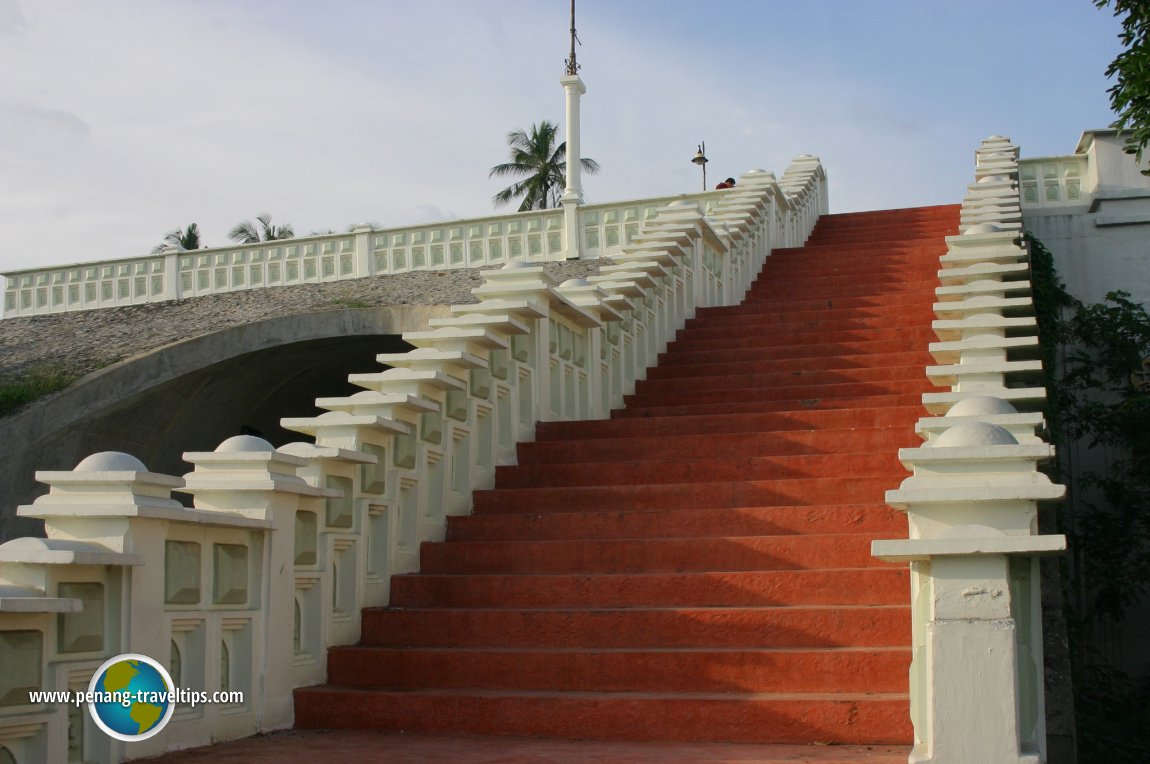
[1096,0,1150,171]
[489,121,600,211]
[228,214,294,244]
[1059,290,1150,623]
[1029,233,1150,761]
[151,223,203,253]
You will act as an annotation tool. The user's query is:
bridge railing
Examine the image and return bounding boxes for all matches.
[0,157,826,762]
[1,193,727,319]
[1018,153,1090,208]
[872,136,1066,763]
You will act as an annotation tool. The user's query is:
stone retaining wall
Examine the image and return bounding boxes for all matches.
[0,262,601,388]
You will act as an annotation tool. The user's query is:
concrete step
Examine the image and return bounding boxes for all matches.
[613,393,926,419]
[326,645,912,694]
[357,605,910,649]
[293,686,913,745]
[471,476,898,514]
[418,533,894,575]
[496,451,905,488]
[621,379,932,410]
[644,352,931,379]
[519,426,916,463]
[140,730,914,764]
[663,326,936,352]
[684,305,935,327]
[751,263,940,280]
[675,317,930,341]
[538,407,924,440]
[740,277,939,297]
[389,567,909,608]
[655,339,930,366]
[633,365,929,394]
[447,503,907,543]
[698,292,935,315]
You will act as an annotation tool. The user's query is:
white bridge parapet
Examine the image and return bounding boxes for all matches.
[1,192,736,319]
[873,136,1066,764]
[0,157,827,762]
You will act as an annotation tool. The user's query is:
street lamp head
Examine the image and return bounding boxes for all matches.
[692,144,709,166]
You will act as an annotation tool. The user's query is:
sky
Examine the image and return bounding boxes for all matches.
[0,0,1126,275]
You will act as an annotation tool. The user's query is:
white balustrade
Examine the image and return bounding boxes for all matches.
[1,192,734,319]
[0,156,827,762]
[1018,155,1089,208]
[872,136,1066,763]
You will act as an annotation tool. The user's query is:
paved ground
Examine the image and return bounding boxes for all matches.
[142,730,910,764]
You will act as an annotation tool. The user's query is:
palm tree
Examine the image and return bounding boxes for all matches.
[490,121,600,211]
[151,223,203,253]
[228,214,294,244]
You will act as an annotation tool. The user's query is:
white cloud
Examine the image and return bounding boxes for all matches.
[0,0,25,35]
[0,0,1125,275]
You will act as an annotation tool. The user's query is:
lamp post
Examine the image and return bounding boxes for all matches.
[561,0,586,259]
[692,142,709,191]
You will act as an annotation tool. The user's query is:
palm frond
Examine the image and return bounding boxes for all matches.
[256,213,274,241]
[490,120,598,210]
[178,223,202,249]
[268,222,294,241]
[229,220,261,244]
[153,222,202,253]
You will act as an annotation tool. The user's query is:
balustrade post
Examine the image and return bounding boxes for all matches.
[554,279,623,421]
[873,419,1064,763]
[17,453,183,673]
[0,452,161,764]
[351,224,375,278]
[180,435,332,733]
[162,249,181,301]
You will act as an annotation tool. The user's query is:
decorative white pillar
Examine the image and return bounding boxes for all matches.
[561,74,586,260]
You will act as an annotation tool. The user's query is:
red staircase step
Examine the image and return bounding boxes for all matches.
[645,352,931,379]
[496,452,904,487]
[446,503,907,542]
[417,533,894,575]
[357,605,910,649]
[539,407,924,439]
[634,365,929,394]
[389,567,909,608]
[326,646,911,694]
[665,326,936,352]
[685,307,935,328]
[612,393,926,419]
[518,427,916,463]
[699,293,935,314]
[620,380,932,410]
[656,339,932,366]
[674,317,931,341]
[294,687,913,745]
[471,477,900,514]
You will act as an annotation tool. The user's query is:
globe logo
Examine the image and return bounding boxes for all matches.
[87,653,176,742]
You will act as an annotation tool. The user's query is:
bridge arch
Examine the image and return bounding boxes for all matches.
[0,305,445,540]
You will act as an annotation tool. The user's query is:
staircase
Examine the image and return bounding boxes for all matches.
[294,204,961,745]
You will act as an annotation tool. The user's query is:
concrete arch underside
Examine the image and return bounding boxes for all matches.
[0,305,446,541]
